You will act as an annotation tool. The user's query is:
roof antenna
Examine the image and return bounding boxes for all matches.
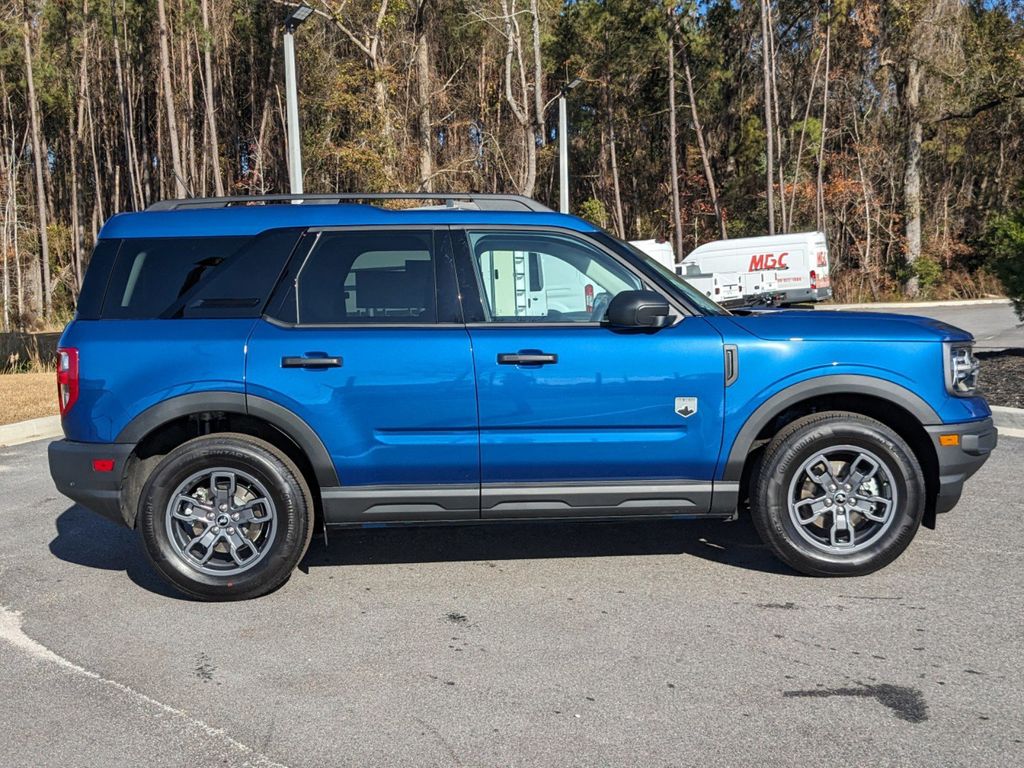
[173,171,196,199]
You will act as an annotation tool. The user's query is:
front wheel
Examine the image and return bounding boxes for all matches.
[751,411,925,576]
[137,433,314,601]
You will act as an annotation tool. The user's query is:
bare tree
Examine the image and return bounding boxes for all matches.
[201,0,224,196]
[415,0,433,190]
[680,33,725,240]
[22,7,50,316]
[666,22,683,257]
[499,0,537,196]
[759,0,775,235]
[157,0,187,197]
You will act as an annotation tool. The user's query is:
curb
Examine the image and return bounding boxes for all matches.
[0,415,62,448]
[992,406,1024,439]
[821,298,1010,311]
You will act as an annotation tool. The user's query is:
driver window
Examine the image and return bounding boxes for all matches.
[468,232,642,323]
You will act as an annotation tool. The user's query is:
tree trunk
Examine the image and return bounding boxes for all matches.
[666,29,683,258]
[903,57,923,296]
[157,0,187,197]
[681,39,725,239]
[22,14,50,318]
[415,2,433,191]
[759,0,775,235]
[816,8,831,233]
[201,0,224,196]
[530,0,545,145]
[606,82,625,238]
[500,0,536,196]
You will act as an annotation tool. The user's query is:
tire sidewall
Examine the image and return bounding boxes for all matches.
[139,436,311,600]
[758,419,924,575]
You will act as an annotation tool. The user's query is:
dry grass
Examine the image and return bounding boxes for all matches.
[0,372,57,425]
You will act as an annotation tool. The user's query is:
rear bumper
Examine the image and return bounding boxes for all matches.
[780,286,832,304]
[926,417,997,514]
[48,440,134,527]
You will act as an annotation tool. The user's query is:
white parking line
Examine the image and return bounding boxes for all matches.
[0,603,291,768]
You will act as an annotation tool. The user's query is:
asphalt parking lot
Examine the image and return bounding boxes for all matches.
[1,434,1021,767]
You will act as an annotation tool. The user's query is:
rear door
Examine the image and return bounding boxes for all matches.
[453,227,726,519]
[246,227,480,523]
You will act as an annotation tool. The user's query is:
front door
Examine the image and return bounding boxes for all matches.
[454,228,726,518]
[246,228,480,522]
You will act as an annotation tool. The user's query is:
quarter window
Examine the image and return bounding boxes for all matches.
[467,231,643,323]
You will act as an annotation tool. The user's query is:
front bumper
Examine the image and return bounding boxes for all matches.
[48,440,135,527]
[926,417,997,514]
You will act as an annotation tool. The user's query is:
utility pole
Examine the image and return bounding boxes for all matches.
[558,78,581,214]
[283,5,313,195]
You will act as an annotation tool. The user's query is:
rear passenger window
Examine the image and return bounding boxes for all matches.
[296,231,437,324]
[101,237,248,319]
[99,231,302,319]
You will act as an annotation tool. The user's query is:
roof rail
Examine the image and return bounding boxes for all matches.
[146,192,553,213]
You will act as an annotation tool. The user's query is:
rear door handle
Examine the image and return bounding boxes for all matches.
[281,355,343,369]
[497,352,558,365]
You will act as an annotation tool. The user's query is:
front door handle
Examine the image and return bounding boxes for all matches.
[281,355,343,369]
[497,352,558,366]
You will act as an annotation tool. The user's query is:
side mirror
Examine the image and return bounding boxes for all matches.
[604,290,673,329]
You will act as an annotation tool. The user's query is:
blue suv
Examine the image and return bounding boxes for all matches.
[48,193,997,600]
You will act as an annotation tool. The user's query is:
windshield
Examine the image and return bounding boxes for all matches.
[592,232,730,316]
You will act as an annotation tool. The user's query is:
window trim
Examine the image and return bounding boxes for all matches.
[450,225,690,329]
[265,225,463,329]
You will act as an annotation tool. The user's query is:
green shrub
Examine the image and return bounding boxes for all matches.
[913,256,943,292]
[981,210,1024,320]
[576,198,610,229]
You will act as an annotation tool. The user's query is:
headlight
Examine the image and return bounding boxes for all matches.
[944,342,980,396]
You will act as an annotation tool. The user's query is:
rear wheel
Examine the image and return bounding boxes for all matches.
[751,411,925,576]
[137,433,314,601]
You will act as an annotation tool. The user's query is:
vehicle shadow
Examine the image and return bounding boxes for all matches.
[48,504,182,599]
[302,516,796,576]
[49,505,797,600]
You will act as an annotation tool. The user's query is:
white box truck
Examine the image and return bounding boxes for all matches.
[632,231,832,305]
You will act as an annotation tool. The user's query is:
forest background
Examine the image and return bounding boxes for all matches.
[1,0,1023,328]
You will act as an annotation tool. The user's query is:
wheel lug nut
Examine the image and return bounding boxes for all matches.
[219,503,228,511]
[212,526,220,533]
[829,485,836,491]
[227,527,235,534]
[206,512,214,520]
[844,485,851,491]
[825,499,833,506]
[231,513,240,521]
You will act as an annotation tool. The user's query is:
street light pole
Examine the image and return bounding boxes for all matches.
[558,94,569,214]
[282,5,313,195]
[557,78,582,215]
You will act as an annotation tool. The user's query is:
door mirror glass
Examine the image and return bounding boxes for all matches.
[604,290,673,328]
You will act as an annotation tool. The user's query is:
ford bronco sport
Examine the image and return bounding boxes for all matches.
[48,193,997,600]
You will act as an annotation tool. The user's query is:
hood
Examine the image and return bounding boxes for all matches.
[725,308,974,343]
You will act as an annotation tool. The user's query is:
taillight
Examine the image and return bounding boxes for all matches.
[57,347,79,417]
[809,270,818,290]
[584,284,594,313]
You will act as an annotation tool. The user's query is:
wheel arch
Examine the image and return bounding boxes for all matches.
[725,375,941,527]
[116,392,337,527]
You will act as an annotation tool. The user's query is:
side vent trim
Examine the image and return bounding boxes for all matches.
[724,344,739,387]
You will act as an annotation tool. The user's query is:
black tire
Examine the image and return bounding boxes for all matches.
[137,433,314,601]
[751,411,925,576]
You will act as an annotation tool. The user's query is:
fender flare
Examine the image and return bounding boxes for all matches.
[721,374,940,481]
[115,391,339,487]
